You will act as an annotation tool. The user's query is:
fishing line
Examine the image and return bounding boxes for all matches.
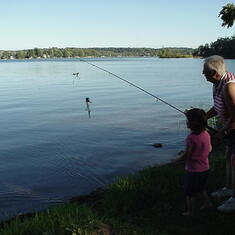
[79,58,184,115]
[79,58,217,133]
[72,72,80,86]
[85,97,92,118]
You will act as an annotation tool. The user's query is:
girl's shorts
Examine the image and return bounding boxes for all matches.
[184,170,209,197]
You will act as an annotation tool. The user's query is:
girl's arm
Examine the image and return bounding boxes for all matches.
[209,144,212,153]
[171,145,192,164]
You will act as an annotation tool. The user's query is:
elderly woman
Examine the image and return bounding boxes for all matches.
[203,55,235,212]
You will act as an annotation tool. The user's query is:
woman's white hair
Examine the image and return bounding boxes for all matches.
[204,55,227,76]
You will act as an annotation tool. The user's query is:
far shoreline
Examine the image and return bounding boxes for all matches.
[0,55,200,62]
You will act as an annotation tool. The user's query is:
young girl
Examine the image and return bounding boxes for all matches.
[173,108,213,216]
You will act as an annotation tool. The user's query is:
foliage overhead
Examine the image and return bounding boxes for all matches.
[219,3,235,28]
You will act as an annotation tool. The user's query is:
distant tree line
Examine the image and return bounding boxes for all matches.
[193,35,235,58]
[0,41,233,60]
[0,47,194,60]
[158,48,194,58]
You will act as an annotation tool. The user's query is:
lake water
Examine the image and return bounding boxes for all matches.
[0,57,234,221]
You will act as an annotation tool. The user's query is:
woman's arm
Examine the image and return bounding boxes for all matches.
[224,83,235,131]
[216,83,235,139]
[206,107,217,120]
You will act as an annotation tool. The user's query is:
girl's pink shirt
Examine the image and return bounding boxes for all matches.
[185,131,211,172]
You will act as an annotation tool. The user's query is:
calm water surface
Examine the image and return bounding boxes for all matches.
[0,57,234,221]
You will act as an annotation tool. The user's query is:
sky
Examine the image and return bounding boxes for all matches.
[0,0,234,50]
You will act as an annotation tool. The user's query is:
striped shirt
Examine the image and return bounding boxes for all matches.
[213,72,235,124]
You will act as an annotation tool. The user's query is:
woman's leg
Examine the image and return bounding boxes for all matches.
[226,146,232,189]
[200,190,213,209]
[231,154,235,197]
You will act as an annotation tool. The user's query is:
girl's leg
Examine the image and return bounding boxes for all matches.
[190,197,195,215]
[183,196,195,216]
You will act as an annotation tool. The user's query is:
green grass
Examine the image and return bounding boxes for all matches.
[1,144,235,235]
[0,204,108,235]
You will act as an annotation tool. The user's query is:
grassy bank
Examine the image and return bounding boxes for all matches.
[1,143,235,235]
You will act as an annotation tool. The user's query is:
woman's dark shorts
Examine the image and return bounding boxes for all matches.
[184,170,209,197]
[226,129,235,155]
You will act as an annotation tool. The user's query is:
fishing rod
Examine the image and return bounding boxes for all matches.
[79,58,217,133]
